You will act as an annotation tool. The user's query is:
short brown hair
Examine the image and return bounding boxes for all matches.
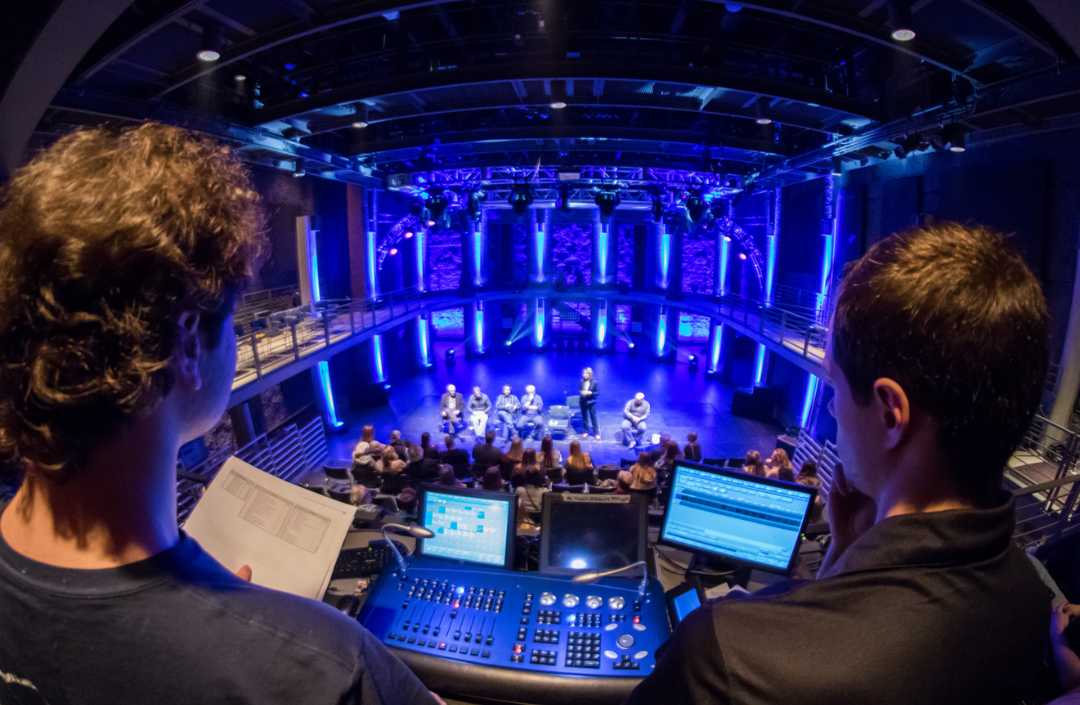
[0,123,266,481]
[832,223,1048,488]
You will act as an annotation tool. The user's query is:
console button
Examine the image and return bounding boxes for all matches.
[585,595,603,610]
[616,634,635,649]
[562,594,580,608]
[608,596,625,610]
[540,592,556,606]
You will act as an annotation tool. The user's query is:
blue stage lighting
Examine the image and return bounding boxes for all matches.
[557,182,572,216]
[685,192,708,223]
[466,189,486,221]
[593,186,620,219]
[688,355,698,369]
[509,185,534,215]
[446,348,455,365]
[425,188,449,220]
[383,383,392,391]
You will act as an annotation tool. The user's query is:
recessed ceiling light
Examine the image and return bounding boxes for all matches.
[891,28,916,41]
[949,145,966,153]
[352,121,368,128]
[755,117,772,125]
[550,101,567,109]
[234,74,246,81]
[197,49,220,62]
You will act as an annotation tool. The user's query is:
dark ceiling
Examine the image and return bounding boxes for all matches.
[9,0,1080,187]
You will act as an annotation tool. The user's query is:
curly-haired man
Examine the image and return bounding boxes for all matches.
[0,124,437,705]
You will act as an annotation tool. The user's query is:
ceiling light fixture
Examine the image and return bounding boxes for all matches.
[888,0,916,41]
[550,101,567,109]
[832,156,843,176]
[352,121,368,128]
[755,97,772,125]
[234,74,246,82]
[197,23,223,62]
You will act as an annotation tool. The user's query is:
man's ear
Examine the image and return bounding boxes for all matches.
[872,378,910,449]
[176,311,203,392]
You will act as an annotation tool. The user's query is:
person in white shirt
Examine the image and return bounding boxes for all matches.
[467,386,492,437]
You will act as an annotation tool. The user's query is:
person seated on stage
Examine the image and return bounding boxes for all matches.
[481,466,506,492]
[440,436,471,479]
[538,436,563,484]
[613,470,634,495]
[495,385,521,441]
[515,385,545,441]
[375,446,406,476]
[563,441,596,486]
[684,432,703,463]
[0,123,435,705]
[650,432,672,463]
[742,449,767,477]
[621,393,651,449]
[437,466,465,489]
[352,424,377,471]
[516,467,549,516]
[473,430,504,469]
[579,367,601,440]
[501,438,525,482]
[766,448,794,479]
[440,384,466,436]
[626,223,1053,705]
[467,386,492,436]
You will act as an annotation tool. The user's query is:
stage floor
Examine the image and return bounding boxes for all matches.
[326,349,783,468]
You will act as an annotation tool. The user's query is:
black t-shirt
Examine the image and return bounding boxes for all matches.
[0,508,432,705]
[625,495,1051,705]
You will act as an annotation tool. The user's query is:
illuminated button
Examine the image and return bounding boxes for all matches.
[632,616,641,624]
[562,594,580,608]
[604,623,618,631]
[540,592,556,606]
[608,596,625,610]
[604,650,618,660]
[617,634,635,649]
[456,587,465,595]
[632,623,646,632]
[634,651,648,660]
[585,596,602,610]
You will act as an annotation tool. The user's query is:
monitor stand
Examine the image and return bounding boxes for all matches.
[687,553,752,590]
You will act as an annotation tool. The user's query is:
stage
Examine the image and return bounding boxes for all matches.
[326,348,783,467]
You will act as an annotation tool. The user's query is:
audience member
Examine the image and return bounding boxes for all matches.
[0,123,433,703]
[352,425,377,469]
[684,432,702,463]
[743,450,766,477]
[473,430,504,471]
[656,441,682,483]
[438,466,465,488]
[613,470,633,495]
[564,441,596,486]
[501,438,524,481]
[650,432,673,464]
[380,464,410,494]
[630,464,658,491]
[516,467,549,515]
[441,436,471,479]
[512,448,539,490]
[777,466,796,483]
[482,467,505,492]
[628,452,654,481]
[538,436,563,484]
[420,432,431,452]
[397,487,419,518]
[389,430,407,458]
[375,446,405,475]
[766,448,794,479]
[349,484,374,507]
[796,460,826,524]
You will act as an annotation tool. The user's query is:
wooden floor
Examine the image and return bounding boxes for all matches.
[325,348,785,468]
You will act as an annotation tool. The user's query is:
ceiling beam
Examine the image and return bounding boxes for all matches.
[73,0,202,83]
[154,0,465,99]
[254,60,882,126]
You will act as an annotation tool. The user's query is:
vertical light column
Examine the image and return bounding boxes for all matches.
[469,301,488,355]
[366,189,379,297]
[531,296,549,350]
[707,321,724,375]
[470,216,488,287]
[295,215,319,309]
[652,221,672,291]
[654,305,668,358]
[801,374,820,429]
[527,208,548,284]
[372,335,386,382]
[313,362,344,429]
[802,175,840,429]
[413,314,433,368]
[592,298,611,351]
[755,188,780,387]
[593,207,613,285]
[415,224,427,293]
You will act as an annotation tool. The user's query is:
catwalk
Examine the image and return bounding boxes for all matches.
[326,348,783,467]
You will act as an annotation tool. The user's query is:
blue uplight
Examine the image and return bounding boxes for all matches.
[754,344,767,385]
[801,375,819,428]
[656,309,667,356]
[709,323,723,373]
[596,304,607,348]
[418,317,430,367]
[718,231,730,294]
[597,222,609,284]
[415,227,426,292]
[316,361,343,428]
[473,224,484,286]
[534,225,546,283]
[659,227,671,289]
[373,334,385,381]
[474,305,485,354]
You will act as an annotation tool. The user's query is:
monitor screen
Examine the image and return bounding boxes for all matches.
[539,494,647,576]
[660,460,817,574]
[417,486,515,570]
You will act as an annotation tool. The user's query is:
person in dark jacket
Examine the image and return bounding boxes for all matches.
[579,367,600,440]
[473,430,504,469]
[440,435,471,479]
[440,384,467,436]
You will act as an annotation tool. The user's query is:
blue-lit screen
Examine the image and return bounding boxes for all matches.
[661,466,813,571]
[422,492,511,567]
[672,589,701,623]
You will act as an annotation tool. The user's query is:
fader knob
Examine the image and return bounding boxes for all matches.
[585,595,603,610]
[562,594,580,608]
[608,596,625,610]
[539,592,556,606]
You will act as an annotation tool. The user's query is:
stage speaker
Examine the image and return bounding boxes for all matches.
[731,384,778,422]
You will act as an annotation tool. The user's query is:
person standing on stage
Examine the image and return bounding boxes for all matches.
[515,385,545,441]
[495,385,521,442]
[467,386,492,436]
[440,384,466,436]
[579,367,600,440]
[621,393,651,449]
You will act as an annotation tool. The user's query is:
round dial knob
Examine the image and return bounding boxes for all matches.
[539,592,556,606]
[608,596,626,610]
[586,595,603,609]
[562,594,580,608]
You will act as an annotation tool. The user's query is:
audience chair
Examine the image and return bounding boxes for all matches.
[597,466,621,482]
[619,459,635,469]
[350,464,382,489]
[551,484,588,494]
[326,488,353,504]
[547,405,572,440]
[702,458,724,467]
[629,486,658,506]
[728,457,745,468]
[590,485,615,495]
[374,494,400,513]
[324,461,353,482]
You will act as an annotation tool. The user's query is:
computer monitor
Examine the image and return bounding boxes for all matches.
[539,493,647,576]
[417,485,516,570]
[660,460,818,575]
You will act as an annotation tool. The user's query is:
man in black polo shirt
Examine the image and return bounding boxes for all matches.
[0,124,437,705]
[627,223,1052,705]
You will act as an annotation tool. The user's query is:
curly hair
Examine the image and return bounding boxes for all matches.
[0,122,267,482]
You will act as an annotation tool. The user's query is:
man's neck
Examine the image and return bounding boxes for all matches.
[873,446,982,522]
[0,417,182,569]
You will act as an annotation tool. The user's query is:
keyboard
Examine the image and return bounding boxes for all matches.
[331,540,407,580]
